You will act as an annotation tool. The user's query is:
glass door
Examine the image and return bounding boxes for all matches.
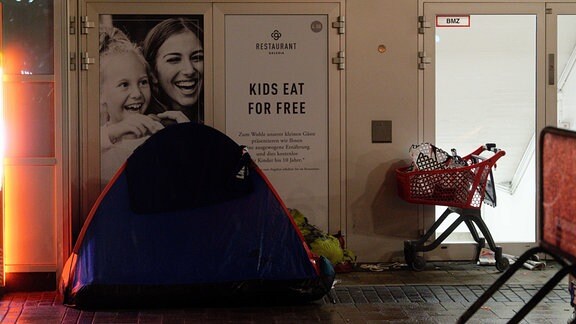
[421,3,545,260]
[546,3,576,132]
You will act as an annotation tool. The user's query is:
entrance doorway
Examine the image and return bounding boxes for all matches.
[420,3,546,260]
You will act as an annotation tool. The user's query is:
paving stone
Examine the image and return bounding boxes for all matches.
[2,262,574,323]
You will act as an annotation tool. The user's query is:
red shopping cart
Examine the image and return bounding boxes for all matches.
[396,143,508,271]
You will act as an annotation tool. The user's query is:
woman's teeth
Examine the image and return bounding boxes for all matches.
[175,80,197,90]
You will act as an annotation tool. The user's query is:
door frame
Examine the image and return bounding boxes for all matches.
[545,2,576,128]
[419,1,546,260]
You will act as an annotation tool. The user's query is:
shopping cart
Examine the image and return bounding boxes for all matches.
[396,143,508,272]
[459,127,576,323]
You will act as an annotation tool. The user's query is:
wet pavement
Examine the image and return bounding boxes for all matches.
[0,261,573,323]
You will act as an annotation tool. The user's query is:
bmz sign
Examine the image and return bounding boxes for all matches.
[436,15,470,27]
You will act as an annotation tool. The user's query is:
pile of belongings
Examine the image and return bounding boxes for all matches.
[289,208,356,272]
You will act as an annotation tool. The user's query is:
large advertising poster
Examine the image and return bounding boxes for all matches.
[225,15,329,229]
[98,14,204,184]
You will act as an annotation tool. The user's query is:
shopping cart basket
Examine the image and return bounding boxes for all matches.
[459,127,576,323]
[396,143,507,271]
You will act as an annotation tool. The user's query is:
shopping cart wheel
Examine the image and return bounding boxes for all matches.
[495,257,509,272]
[410,256,427,272]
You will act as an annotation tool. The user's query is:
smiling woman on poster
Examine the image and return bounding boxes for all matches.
[143,18,205,123]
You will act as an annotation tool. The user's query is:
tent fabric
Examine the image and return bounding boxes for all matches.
[61,123,334,308]
[125,123,253,214]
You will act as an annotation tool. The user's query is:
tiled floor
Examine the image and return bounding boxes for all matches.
[0,261,573,323]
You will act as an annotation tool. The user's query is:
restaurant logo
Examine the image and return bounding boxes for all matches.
[255,28,297,55]
[271,29,282,40]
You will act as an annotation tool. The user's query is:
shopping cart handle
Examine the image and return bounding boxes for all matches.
[484,143,498,152]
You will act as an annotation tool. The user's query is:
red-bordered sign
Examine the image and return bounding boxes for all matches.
[436,15,470,27]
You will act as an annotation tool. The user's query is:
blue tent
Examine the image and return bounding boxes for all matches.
[61,123,334,308]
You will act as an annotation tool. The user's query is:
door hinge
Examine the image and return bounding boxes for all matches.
[70,52,77,71]
[332,51,345,70]
[81,16,95,34]
[546,8,553,14]
[332,16,345,34]
[548,53,555,85]
[69,16,76,35]
[418,16,431,34]
[81,52,95,70]
[418,51,431,70]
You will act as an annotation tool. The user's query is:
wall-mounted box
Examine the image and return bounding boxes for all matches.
[372,120,392,143]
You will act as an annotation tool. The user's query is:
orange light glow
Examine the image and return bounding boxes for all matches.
[0,55,4,287]
[0,65,4,189]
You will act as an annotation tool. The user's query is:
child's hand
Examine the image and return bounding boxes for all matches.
[107,114,164,143]
[155,111,191,125]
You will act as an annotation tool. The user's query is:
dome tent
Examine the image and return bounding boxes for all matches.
[60,123,334,308]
